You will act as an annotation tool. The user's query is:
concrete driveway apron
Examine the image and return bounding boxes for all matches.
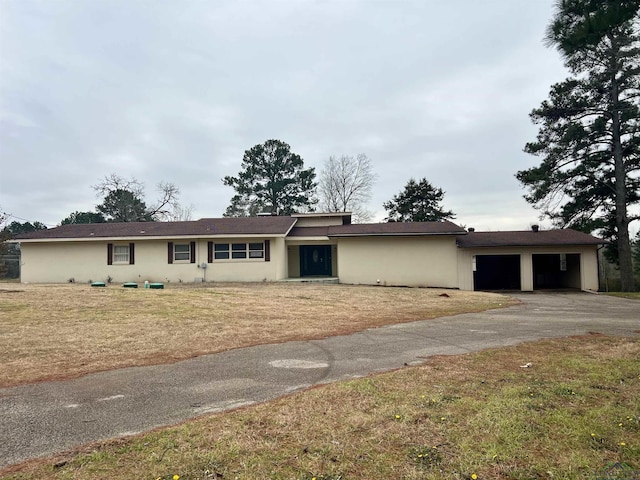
[1,292,638,469]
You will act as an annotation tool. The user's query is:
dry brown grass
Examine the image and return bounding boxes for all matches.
[0,282,515,387]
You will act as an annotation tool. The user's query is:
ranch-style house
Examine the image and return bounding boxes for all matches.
[12,212,604,291]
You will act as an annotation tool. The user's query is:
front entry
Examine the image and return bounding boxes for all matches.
[300,245,332,277]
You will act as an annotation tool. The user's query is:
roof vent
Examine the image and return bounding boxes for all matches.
[531,224,539,232]
[468,227,475,232]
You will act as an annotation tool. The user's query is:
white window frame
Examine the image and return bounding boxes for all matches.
[113,244,130,264]
[248,242,264,259]
[213,242,264,261]
[173,243,191,263]
[214,243,230,260]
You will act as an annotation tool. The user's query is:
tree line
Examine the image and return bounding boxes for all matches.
[222,138,454,223]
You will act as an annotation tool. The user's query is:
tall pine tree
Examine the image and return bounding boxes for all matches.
[383,178,455,222]
[223,139,317,216]
[517,0,640,291]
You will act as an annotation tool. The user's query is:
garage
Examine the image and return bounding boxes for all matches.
[457,228,603,292]
[473,254,521,291]
[532,253,581,290]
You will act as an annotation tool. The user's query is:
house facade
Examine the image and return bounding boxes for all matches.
[13,213,604,291]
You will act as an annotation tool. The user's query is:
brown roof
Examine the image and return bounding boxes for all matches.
[456,229,605,248]
[289,221,466,238]
[328,221,466,237]
[14,217,297,240]
[288,226,331,237]
[14,217,605,248]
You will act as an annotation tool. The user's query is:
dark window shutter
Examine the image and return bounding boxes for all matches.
[107,243,113,265]
[129,243,135,265]
[208,241,213,263]
[168,242,174,264]
[190,241,196,263]
[264,240,270,262]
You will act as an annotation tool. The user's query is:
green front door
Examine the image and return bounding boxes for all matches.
[300,245,332,277]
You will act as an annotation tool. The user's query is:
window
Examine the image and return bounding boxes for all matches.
[211,242,265,260]
[107,243,135,265]
[249,242,264,258]
[214,243,229,259]
[167,241,195,264]
[232,243,247,259]
[114,245,130,263]
[174,244,191,262]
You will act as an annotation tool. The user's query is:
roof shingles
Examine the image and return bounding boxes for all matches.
[456,229,605,247]
[13,217,605,248]
[14,217,297,240]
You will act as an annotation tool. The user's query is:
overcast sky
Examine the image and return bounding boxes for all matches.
[0,0,571,230]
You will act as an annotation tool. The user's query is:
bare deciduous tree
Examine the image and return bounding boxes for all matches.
[166,203,195,222]
[92,173,145,198]
[92,174,182,222]
[149,181,182,220]
[318,154,376,223]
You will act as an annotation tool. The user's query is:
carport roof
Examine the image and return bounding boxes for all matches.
[456,229,606,248]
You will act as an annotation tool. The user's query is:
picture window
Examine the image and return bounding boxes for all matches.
[213,242,264,260]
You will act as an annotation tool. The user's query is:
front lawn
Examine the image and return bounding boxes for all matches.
[0,283,515,387]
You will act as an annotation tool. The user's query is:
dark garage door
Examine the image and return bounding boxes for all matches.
[474,255,521,291]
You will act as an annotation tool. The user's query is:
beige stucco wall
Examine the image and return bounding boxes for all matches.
[456,245,600,291]
[21,241,110,284]
[19,234,600,291]
[336,236,459,288]
[19,237,288,284]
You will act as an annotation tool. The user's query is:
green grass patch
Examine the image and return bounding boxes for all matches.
[2,335,639,480]
[604,292,640,300]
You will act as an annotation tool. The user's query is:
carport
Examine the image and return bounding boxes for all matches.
[532,253,581,289]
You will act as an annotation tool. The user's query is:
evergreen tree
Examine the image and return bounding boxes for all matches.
[61,211,106,225]
[383,178,455,222]
[92,174,182,222]
[517,0,640,291]
[97,189,154,222]
[5,221,48,234]
[223,139,317,216]
[222,194,265,218]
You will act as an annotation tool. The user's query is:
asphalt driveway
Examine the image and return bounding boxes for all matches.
[1,292,638,470]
